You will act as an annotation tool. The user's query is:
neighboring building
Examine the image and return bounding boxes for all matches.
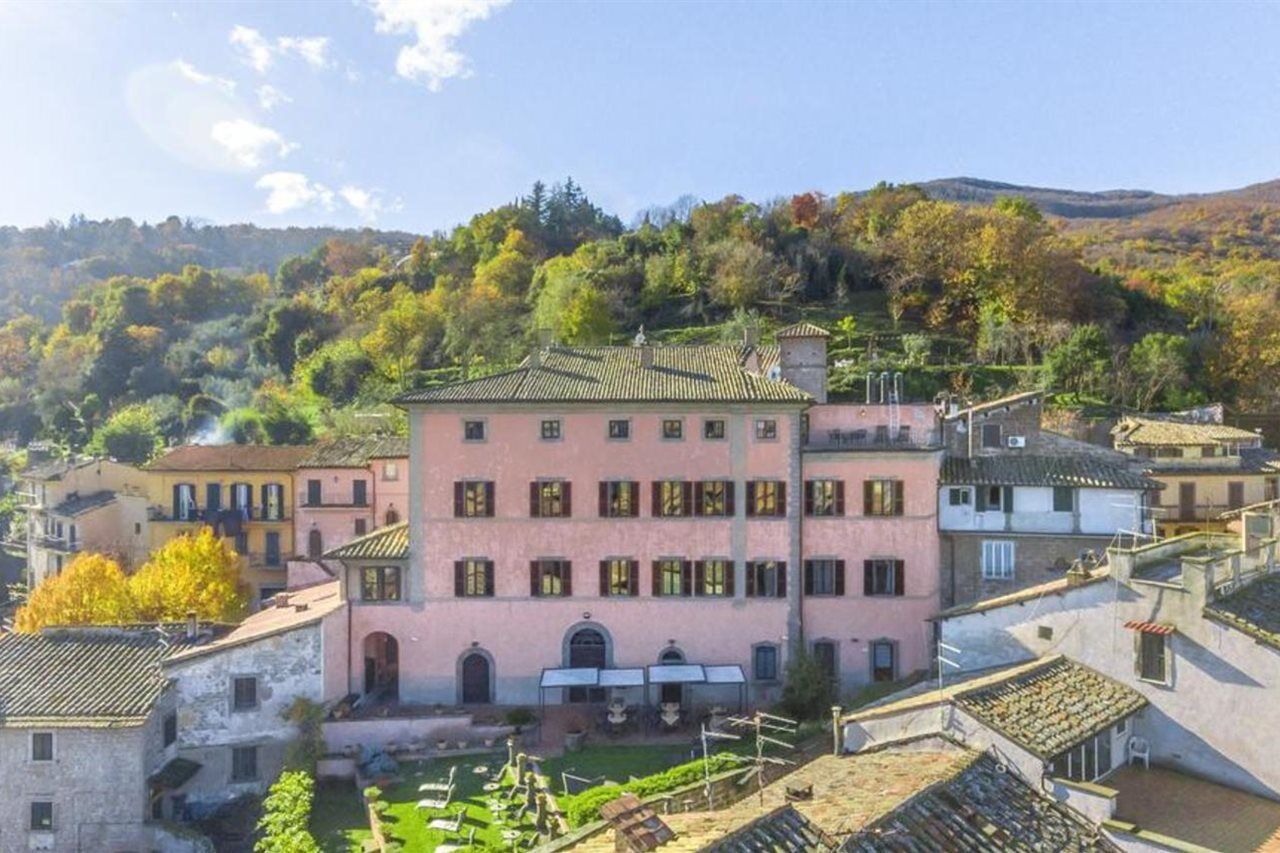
[0,625,205,853]
[293,435,408,562]
[160,581,348,814]
[13,454,150,587]
[1112,412,1280,536]
[143,445,311,603]
[937,517,1280,801]
[327,324,944,708]
[937,391,1159,607]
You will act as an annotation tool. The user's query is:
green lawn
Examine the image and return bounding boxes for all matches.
[539,744,696,795]
[311,757,539,851]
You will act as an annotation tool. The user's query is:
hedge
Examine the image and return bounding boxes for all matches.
[561,753,740,827]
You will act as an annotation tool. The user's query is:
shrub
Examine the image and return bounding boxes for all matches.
[779,647,836,721]
[255,770,320,853]
[562,753,740,826]
[504,707,537,727]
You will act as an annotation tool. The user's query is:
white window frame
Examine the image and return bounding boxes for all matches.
[981,540,1015,580]
[948,487,971,506]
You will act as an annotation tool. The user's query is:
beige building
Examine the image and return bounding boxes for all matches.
[1112,414,1280,536]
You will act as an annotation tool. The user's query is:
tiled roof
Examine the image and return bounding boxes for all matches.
[21,456,100,482]
[165,581,344,663]
[842,753,1118,851]
[0,626,195,726]
[706,805,836,852]
[300,435,409,468]
[775,322,831,339]
[1144,448,1280,476]
[145,444,312,472]
[1113,416,1262,447]
[392,345,810,405]
[49,490,117,517]
[942,390,1042,421]
[940,454,1158,490]
[323,522,408,561]
[1204,572,1280,651]
[954,657,1147,759]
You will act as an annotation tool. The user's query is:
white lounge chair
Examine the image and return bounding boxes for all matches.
[419,765,457,793]
[436,827,476,853]
[428,809,465,832]
[1127,735,1150,769]
[416,784,455,810]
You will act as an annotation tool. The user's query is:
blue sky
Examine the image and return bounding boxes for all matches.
[1,0,1278,232]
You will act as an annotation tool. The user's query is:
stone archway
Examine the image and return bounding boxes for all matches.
[459,650,494,705]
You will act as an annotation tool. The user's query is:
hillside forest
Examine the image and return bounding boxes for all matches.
[2,177,1280,466]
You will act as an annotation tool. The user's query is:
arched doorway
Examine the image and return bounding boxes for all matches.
[658,647,685,705]
[567,628,607,703]
[362,632,399,703]
[460,652,492,704]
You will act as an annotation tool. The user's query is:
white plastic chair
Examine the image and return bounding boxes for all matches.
[427,809,465,832]
[1127,735,1150,769]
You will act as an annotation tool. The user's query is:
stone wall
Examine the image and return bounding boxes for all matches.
[941,531,1112,607]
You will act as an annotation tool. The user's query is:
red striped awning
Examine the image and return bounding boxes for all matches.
[1124,620,1175,635]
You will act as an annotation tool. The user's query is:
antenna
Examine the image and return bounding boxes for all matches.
[937,641,963,730]
[698,723,741,806]
[725,710,799,806]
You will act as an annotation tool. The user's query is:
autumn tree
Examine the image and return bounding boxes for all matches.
[1126,332,1192,410]
[129,528,247,623]
[88,404,161,464]
[15,553,136,632]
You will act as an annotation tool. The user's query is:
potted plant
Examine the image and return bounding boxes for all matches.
[456,738,468,750]
[564,715,587,752]
[436,737,449,751]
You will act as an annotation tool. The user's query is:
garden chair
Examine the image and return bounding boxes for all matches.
[419,764,457,793]
[1128,735,1150,769]
[436,827,476,853]
[427,808,465,832]
[416,783,455,810]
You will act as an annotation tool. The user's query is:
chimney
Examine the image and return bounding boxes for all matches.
[185,610,198,640]
[275,592,292,609]
[640,345,654,369]
[743,325,760,347]
[528,347,541,369]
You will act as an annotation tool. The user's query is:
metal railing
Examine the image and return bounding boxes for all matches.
[805,428,942,451]
[149,507,290,523]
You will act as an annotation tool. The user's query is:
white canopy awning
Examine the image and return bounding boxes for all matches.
[703,664,747,685]
[598,668,646,688]
[647,664,707,684]
[539,668,599,689]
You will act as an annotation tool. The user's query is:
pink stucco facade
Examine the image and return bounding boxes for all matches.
[293,455,408,560]
[342,395,942,706]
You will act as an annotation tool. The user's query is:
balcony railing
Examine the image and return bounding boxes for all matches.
[300,500,370,509]
[806,428,942,452]
[149,507,290,523]
[34,535,81,553]
[1153,504,1243,523]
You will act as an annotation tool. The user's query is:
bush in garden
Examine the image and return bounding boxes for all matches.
[255,770,320,853]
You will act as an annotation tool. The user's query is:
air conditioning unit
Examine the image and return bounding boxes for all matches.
[1006,436,1027,449]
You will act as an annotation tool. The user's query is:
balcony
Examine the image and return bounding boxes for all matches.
[805,427,942,452]
[1152,504,1241,524]
[149,507,290,524]
[33,535,81,553]
[300,500,370,510]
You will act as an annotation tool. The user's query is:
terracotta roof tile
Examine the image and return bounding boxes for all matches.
[941,454,1158,490]
[146,444,312,472]
[1204,571,1280,651]
[775,322,830,339]
[1113,416,1262,447]
[300,436,409,468]
[165,581,344,663]
[324,522,408,561]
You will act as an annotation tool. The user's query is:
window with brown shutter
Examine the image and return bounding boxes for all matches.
[804,559,843,596]
[864,559,904,596]
[600,481,639,518]
[806,480,843,516]
[864,479,904,516]
[531,559,571,597]
[456,559,493,597]
[695,559,732,596]
[696,481,732,517]
[600,559,637,596]
[458,481,494,517]
[749,481,785,517]
[655,481,690,517]
[746,561,786,598]
[654,558,687,595]
[531,480,570,517]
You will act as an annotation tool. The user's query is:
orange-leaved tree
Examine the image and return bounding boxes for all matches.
[14,552,137,632]
[129,528,248,623]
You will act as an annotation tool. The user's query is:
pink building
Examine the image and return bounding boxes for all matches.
[328,324,942,709]
[293,436,408,562]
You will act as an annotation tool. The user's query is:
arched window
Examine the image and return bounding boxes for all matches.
[567,628,607,703]
[460,652,492,704]
[659,647,684,703]
[307,529,323,559]
[384,508,399,526]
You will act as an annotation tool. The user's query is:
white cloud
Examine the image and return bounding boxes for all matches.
[230,25,331,73]
[256,172,335,214]
[210,118,297,168]
[365,0,510,91]
[339,185,401,222]
[229,25,274,73]
[256,84,291,111]
[174,59,236,94]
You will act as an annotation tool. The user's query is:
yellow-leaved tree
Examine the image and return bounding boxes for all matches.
[14,553,137,632]
[129,528,248,623]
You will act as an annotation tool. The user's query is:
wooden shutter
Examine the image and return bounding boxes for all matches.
[724,562,735,597]
[453,482,464,517]
[485,561,495,596]
[629,560,640,596]
[599,482,609,518]
[681,560,693,597]
[864,560,874,596]
[652,560,663,596]
[484,481,495,517]
[562,561,572,596]
[863,480,874,515]
[894,560,905,597]
[454,561,465,597]
[976,486,988,512]
[530,561,540,597]
[562,482,572,517]
[777,562,787,598]
[652,482,662,517]
[746,482,757,517]
[776,482,787,517]
[893,482,904,516]
[803,561,814,595]
[835,559,846,596]
[1002,486,1013,515]
[529,482,540,517]
[260,484,269,517]
[834,481,845,516]
[725,482,736,516]
[693,482,704,516]
[803,482,814,516]
[172,484,182,519]
[681,481,693,515]
[693,560,705,596]
[599,560,610,596]
[628,482,640,517]
[745,562,757,597]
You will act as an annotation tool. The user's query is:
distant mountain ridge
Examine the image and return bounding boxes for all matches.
[915,176,1280,219]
